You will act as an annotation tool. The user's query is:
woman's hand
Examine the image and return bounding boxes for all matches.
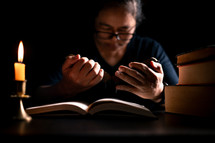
[59,54,104,96]
[115,60,164,103]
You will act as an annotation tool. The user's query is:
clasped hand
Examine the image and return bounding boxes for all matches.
[61,54,104,95]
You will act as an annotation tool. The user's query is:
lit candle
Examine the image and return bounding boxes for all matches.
[14,41,25,81]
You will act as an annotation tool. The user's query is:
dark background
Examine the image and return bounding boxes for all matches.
[3,0,215,102]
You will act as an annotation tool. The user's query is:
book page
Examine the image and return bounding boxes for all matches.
[87,98,156,118]
[26,102,89,115]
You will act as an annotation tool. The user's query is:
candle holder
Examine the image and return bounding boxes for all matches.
[11,80,32,122]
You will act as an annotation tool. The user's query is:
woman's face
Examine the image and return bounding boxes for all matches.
[94,6,136,52]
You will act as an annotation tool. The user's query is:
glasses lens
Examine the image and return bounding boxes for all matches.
[96,31,133,41]
[118,34,133,41]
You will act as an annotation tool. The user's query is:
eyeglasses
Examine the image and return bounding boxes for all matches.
[95,31,134,41]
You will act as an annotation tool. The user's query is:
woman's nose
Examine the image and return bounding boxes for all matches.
[111,34,120,42]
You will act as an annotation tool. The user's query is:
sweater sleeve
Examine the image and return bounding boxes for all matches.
[151,41,179,85]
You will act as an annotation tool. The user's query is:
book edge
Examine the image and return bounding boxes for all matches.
[26,101,89,115]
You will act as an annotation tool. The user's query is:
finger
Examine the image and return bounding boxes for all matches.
[79,59,95,76]
[86,62,101,80]
[62,54,80,71]
[150,61,163,74]
[71,57,89,74]
[115,70,141,87]
[66,54,81,60]
[129,62,156,79]
[88,69,104,86]
[118,65,146,83]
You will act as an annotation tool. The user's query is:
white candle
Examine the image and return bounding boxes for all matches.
[14,41,25,81]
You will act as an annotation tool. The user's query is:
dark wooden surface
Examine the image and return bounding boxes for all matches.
[1,111,215,142]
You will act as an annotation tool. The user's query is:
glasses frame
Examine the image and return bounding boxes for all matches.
[95,31,135,41]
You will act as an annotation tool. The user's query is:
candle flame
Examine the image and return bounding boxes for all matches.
[18,41,24,62]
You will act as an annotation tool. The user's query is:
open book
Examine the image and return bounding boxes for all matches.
[26,98,156,118]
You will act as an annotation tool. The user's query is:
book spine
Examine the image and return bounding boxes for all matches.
[165,86,215,116]
[177,60,215,85]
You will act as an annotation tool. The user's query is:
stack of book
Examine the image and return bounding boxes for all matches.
[165,46,215,116]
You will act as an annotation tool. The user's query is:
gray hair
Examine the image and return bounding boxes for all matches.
[92,0,145,27]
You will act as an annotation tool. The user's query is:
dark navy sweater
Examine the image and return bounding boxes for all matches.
[45,35,178,110]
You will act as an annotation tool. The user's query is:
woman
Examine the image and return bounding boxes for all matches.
[35,0,178,109]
